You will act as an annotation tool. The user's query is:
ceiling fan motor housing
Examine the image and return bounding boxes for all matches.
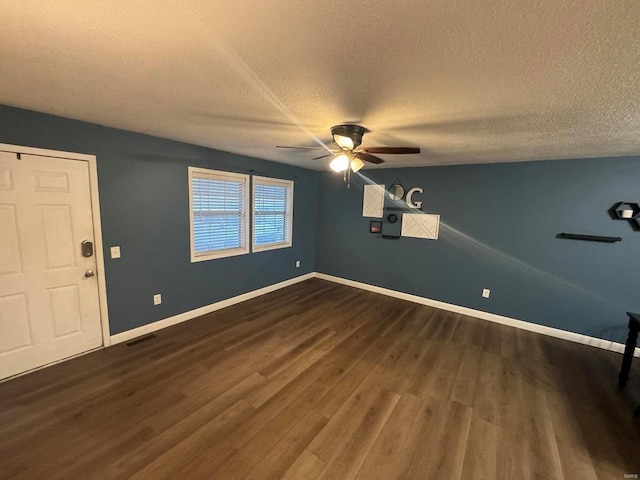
[331,124,369,150]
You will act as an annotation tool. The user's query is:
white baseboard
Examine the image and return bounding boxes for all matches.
[316,273,640,358]
[110,273,315,345]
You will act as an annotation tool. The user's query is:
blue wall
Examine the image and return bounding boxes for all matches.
[0,105,318,334]
[316,159,640,343]
[3,103,639,344]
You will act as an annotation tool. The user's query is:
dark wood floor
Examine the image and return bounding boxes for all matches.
[1,279,639,479]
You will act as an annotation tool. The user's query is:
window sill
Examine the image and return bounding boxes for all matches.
[191,248,249,263]
[253,242,292,253]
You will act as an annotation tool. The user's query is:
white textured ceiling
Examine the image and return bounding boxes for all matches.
[1,0,639,170]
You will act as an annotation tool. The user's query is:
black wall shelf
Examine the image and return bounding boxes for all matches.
[557,233,622,243]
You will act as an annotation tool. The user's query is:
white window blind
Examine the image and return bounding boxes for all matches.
[189,167,249,261]
[253,176,293,252]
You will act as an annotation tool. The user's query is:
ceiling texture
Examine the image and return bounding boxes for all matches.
[1,0,639,170]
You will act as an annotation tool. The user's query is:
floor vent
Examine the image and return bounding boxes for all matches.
[126,334,157,347]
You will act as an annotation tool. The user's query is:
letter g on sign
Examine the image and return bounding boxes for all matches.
[406,187,424,209]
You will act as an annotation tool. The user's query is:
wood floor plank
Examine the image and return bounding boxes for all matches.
[100,372,267,478]
[401,398,473,480]
[495,370,531,480]
[450,346,482,407]
[280,449,326,480]
[313,309,392,387]
[472,351,507,426]
[229,378,328,449]
[412,341,466,400]
[555,436,599,480]
[0,278,637,479]
[128,399,252,480]
[451,314,486,348]
[482,321,503,356]
[353,393,426,480]
[311,387,400,480]
[499,322,520,361]
[521,380,565,480]
[164,438,238,480]
[314,339,388,419]
[243,338,334,409]
[460,414,499,480]
[257,327,335,379]
[245,410,327,480]
[209,388,328,480]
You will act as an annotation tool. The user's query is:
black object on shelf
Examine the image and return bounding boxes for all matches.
[613,202,640,220]
[381,216,402,239]
[556,233,621,243]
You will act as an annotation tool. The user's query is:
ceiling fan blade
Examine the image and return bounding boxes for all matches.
[311,153,335,160]
[357,147,420,154]
[357,153,385,165]
[276,145,327,150]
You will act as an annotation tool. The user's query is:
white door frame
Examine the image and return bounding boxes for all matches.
[0,143,111,347]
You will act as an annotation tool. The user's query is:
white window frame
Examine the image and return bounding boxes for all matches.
[252,175,294,253]
[188,166,250,262]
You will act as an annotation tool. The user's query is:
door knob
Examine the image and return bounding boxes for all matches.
[84,270,95,278]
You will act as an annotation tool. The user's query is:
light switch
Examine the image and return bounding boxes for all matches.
[110,246,121,259]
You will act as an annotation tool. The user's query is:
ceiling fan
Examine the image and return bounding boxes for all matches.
[277,124,420,172]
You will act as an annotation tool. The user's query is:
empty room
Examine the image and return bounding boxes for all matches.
[1,1,639,479]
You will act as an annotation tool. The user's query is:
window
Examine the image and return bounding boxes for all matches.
[253,176,293,252]
[189,167,249,262]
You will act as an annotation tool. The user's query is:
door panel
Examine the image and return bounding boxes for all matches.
[41,205,76,269]
[0,294,31,353]
[0,204,22,275]
[35,171,70,192]
[0,168,12,189]
[0,151,103,380]
[48,285,82,337]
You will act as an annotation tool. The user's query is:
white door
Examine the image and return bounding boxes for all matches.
[0,151,103,380]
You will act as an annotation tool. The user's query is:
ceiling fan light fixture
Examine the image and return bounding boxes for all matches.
[350,157,365,172]
[331,124,369,150]
[330,154,350,172]
[333,134,354,150]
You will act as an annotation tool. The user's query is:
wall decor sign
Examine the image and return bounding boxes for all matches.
[406,187,424,209]
[388,183,405,200]
[387,184,423,210]
[401,213,440,239]
[362,184,385,218]
[611,202,640,229]
[369,221,382,234]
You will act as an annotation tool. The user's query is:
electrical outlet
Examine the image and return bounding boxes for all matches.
[110,246,121,259]
[153,294,162,305]
[482,288,491,299]
[296,260,301,268]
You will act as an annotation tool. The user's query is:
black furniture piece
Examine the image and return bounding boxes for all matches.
[618,312,640,415]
